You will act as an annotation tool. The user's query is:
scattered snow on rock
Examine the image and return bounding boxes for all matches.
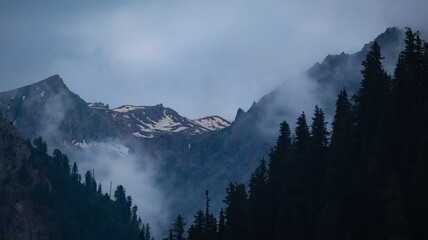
[113,105,146,113]
[172,126,188,132]
[193,116,232,130]
[72,139,88,149]
[152,110,182,131]
[40,91,46,98]
[133,132,154,138]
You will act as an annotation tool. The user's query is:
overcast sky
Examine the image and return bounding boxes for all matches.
[1,0,428,119]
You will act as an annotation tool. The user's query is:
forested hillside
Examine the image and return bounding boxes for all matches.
[0,114,149,240]
[165,28,428,240]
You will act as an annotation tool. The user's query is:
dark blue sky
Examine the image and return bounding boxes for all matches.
[1,0,427,119]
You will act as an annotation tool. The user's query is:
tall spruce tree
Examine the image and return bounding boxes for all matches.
[271,113,312,240]
[316,90,355,240]
[353,41,406,239]
[248,158,269,240]
[205,191,217,240]
[224,183,248,240]
[188,191,216,240]
[307,106,329,239]
[217,209,226,240]
[172,214,186,240]
[266,121,292,240]
[392,28,428,238]
[294,112,310,155]
[71,162,79,182]
[188,210,205,240]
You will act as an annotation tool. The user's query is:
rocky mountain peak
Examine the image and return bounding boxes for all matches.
[360,26,404,56]
[193,116,232,131]
[234,108,245,122]
[30,74,70,95]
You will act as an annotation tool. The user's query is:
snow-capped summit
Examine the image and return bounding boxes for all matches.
[193,116,232,131]
[89,104,231,139]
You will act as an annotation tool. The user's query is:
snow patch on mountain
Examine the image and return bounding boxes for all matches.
[193,116,232,131]
[113,105,146,113]
[133,132,154,138]
[151,110,184,132]
[91,104,232,138]
[72,139,88,149]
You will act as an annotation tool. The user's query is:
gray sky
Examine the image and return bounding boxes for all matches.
[1,0,428,119]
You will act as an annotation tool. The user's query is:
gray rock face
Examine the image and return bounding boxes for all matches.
[307,26,405,113]
[0,75,122,150]
[91,104,230,139]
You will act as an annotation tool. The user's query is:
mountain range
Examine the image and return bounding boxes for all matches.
[0,27,406,229]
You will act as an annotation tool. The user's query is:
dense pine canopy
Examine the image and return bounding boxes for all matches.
[24,137,148,240]
[166,28,428,240]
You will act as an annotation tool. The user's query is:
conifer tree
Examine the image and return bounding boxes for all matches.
[140,225,146,240]
[217,209,226,240]
[306,106,329,238]
[282,112,311,239]
[248,158,269,240]
[353,40,405,239]
[266,120,292,240]
[204,191,217,240]
[145,223,151,240]
[224,183,248,240]
[97,183,102,194]
[172,214,186,240]
[84,170,97,192]
[131,206,138,225]
[188,210,204,240]
[293,112,310,154]
[33,136,47,154]
[391,27,428,238]
[71,162,79,182]
[317,90,355,239]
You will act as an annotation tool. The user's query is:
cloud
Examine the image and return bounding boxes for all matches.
[2,1,428,120]
[70,139,170,239]
[28,90,171,239]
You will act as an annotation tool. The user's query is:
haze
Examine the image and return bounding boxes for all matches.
[1,0,428,119]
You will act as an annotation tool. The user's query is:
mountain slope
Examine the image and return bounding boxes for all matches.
[0,27,408,228]
[234,27,405,139]
[0,75,123,148]
[0,114,47,239]
[0,113,143,240]
[0,75,235,226]
[308,26,405,112]
[170,27,407,216]
[90,104,231,139]
[193,116,232,131]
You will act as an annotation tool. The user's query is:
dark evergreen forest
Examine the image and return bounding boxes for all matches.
[164,28,428,240]
[23,137,150,240]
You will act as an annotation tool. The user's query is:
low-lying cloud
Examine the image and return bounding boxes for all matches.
[70,139,170,239]
[1,1,428,120]
[32,92,171,239]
